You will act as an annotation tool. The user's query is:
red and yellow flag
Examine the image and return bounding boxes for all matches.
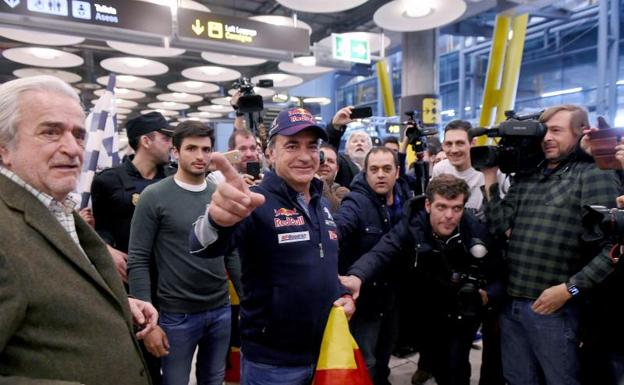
[312,307,373,385]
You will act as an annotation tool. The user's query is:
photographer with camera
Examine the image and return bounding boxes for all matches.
[340,174,504,385]
[481,104,621,385]
[571,129,624,385]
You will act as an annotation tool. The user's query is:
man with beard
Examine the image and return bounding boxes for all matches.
[326,106,373,188]
[207,128,262,186]
[128,121,240,385]
[91,111,174,283]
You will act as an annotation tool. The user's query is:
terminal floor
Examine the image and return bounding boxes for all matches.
[189,340,484,385]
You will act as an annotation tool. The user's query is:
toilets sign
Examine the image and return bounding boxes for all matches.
[0,0,171,36]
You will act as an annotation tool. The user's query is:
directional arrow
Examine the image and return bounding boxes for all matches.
[3,0,20,8]
[191,19,205,36]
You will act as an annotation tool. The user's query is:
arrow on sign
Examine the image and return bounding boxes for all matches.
[191,19,205,36]
[352,43,367,57]
[3,0,20,8]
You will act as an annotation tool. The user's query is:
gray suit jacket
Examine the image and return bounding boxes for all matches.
[0,174,150,385]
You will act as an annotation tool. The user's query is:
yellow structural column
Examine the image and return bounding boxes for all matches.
[376,59,396,117]
[476,13,528,145]
[497,14,529,124]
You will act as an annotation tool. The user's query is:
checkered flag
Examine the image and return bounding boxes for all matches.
[79,74,120,208]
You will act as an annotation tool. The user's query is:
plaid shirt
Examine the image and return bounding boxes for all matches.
[0,167,85,254]
[484,156,620,299]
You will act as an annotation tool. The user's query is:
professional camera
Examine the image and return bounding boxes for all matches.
[583,205,624,244]
[403,111,438,153]
[231,77,274,113]
[582,205,624,264]
[469,110,547,174]
[453,241,488,321]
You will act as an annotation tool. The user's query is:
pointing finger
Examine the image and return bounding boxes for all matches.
[210,153,246,189]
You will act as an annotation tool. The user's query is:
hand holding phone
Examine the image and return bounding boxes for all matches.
[350,106,373,120]
[246,161,261,180]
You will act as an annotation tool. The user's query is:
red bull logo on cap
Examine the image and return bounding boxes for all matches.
[274,208,298,217]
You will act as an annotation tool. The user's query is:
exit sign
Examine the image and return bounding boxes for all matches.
[332,33,370,64]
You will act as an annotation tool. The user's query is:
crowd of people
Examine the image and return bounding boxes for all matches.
[0,75,623,385]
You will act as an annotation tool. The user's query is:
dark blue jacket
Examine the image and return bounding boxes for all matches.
[348,200,505,320]
[334,172,414,313]
[190,171,345,366]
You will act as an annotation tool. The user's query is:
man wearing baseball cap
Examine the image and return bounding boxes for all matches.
[191,107,355,385]
[91,111,174,385]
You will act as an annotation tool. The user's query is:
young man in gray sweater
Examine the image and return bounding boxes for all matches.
[128,121,241,385]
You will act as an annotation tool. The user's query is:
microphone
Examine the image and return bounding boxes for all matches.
[468,127,488,139]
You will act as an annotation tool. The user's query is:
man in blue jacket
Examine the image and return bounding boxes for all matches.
[190,107,355,385]
[334,146,413,385]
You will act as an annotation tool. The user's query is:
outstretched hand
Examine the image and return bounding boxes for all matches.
[208,153,265,227]
[332,106,353,127]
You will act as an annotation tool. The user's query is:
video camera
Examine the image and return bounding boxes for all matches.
[403,111,438,153]
[582,205,624,263]
[583,206,624,263]
[231,77,274,113]
[469,110,547,174]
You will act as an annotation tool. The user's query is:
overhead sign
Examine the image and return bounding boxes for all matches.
[0,0,171,36]
[177,9,310,54]
[332,33,370,64]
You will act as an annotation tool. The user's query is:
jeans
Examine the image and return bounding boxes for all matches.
[500,298,580,385]
[350,307,398,385]
[241,356,315,385]
[159,305,231,385]
[429,317,480,385]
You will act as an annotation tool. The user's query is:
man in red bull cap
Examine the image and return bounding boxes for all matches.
[191,107,355,385]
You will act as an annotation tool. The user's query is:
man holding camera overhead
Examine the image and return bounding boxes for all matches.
[481,104,620,385]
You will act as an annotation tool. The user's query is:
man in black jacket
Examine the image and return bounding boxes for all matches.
[341,174,503,385]
[334,146,414,385]
[91,112,174,282]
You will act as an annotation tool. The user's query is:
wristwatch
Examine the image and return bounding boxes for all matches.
[566,282,580,297]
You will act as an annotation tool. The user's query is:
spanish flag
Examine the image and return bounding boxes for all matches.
[312,307,373,385]
[225,279,241,383]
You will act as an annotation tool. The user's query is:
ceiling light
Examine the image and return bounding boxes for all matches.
[117,75,138,83]
[30,47,60,59]
[273,94,289,103]
[294,56,316,66]
[403,2,432,18]
[123,57,149,68]
[303,97,331,105]
[164,101,176,106]
[185,81,203,88]
[201,67,223,75]
[541,87,582,98]
[173,92,188,99]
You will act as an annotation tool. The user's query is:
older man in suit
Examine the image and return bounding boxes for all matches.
[0,75,157,385]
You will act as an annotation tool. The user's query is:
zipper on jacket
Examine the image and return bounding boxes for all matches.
[319,242,324,259]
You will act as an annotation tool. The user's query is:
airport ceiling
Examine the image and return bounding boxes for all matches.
[0,0,589,122]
